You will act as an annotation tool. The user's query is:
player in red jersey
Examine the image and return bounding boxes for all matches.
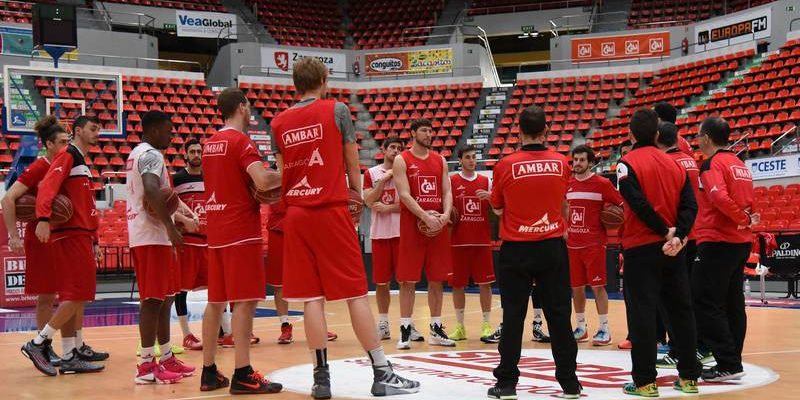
[20,115,106,376]
[393,118,455,350]
[567,145,623,346]
[271,58,419,398]
[199,88,283,395]
[2,117,69,365]
[487,105,580,400]
[127,111,196,384]
[447,145,496,343]
[173,139,207,351]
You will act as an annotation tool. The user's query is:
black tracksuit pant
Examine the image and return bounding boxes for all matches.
[494,238,579,393]
[692,242,751,372]
[624,242,701,386]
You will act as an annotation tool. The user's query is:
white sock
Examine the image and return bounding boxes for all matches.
[34,324,56,345]
[455,309,465,324]
[140,346,155,363]
[179,315,191,337]
[279,315,290,325]
[221,312,232,335]
[400,317,412,328]
[159,342,172,362]
[62,337,76,359]
[599,314,609,330]
[482,311,491,323]
[379,314,389,323]
[576,313,587,329]
[533,308,543,323]
[431,316,442,326]
[75,330,84,347]
[368,347,388,367]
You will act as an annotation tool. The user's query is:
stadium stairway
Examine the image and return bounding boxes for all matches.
[456,86,512,167]
[350,92,381,165]
[427,0,466,46]
[595,0,632,32]
[220,0,275,43]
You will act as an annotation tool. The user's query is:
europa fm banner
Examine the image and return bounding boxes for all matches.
[571,32,670,63]
[694,7,770,53]
[260,47,347,79]
[176,10,237,39]
[365,48,453,76]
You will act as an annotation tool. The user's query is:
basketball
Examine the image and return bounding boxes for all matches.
[600,204,624,229]
[348,188,364,224]
[51,194,74,225]
[143,187,179,218]
[251,185,282,204]
[417,209,443,237]
[14,194,37,223]
[449,207,459,225]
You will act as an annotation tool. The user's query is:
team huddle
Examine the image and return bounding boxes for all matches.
[4,57,756,399]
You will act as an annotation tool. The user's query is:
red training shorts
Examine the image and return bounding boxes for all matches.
[371,237,399,285]
[132,245,181,301]
[207,242,265,303]
[449,246,495,288]
[569,245,607,288]
[282,205,367,302]
[54,235,96,301]
[397,215,452,283]
[24,233,59,295]
[265,230,284,287]
[178,244,208,291]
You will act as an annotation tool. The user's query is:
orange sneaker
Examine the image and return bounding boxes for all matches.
[618,339,632,350]
[327,331,338,341]
[277,323,293,344]
[250,334,260,345]
[219,334,235,348]
[182,334,202,351]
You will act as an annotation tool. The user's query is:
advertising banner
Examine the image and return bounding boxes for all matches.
[176,10,237,39]
[571,32,670,63]
[260,47,346,79]
[747,154,800,181]
[365,48,453,76]
[0,211,35,308]
[694,7,771,53]
[765,234,800,276]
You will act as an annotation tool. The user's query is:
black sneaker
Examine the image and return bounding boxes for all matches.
[43,339,62,367]
[371,362,420,396]
[561,383,583,399]
[532,321,551,343]
[200,366,230,392]
[701,365,745,382]
[487,385,517,399]
[230,369,283,394]
[21,339,56,376]
[59,349,105,374]
[396,325,412,350]
[482,324,502,344]
[311,365,331,399]
[77,343,109,362]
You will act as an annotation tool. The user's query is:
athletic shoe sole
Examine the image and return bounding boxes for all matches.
[592,339,612,346]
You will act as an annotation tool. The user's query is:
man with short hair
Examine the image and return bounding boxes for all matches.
[654,102,692,156]
[448,145,496,342]
[567,145,623,346]
[617,108,700,397]
[488,105,581,400]
[393,118,456,350]
[693,116,756,382]
[364,136,422,341]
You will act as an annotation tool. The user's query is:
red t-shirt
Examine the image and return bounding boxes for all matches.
[17,157,51,240]
[566,174,623,249]
[667,148,701,241]
[695,150,754,244]
[450,172,491,246]
[267,200,286,232]
[490,144,570,242]
[202,127,263,248]
[173,168,207,246]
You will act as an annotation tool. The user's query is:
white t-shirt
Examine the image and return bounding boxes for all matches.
[126,142,171,247]
[364,164,400,240]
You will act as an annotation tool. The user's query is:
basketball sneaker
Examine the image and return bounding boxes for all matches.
[429,323,456,347]
[657,342,671,354]
[327,331,338,341]
[656,354,679,369]
[409,324,424,341]
[482,323,502,344]
[377,320,391,340]
[59,350,105,374]
[220,334,235,348]
[561,383,583,399]
[622,382,659,397]
[200,366,230,391]
[371,362,420,396]
[487,385,517,399]
[21,339,57,376]
[480,322,493,340]
[672,378,699,394]
[697,350,715,364]
[278,323,293,344]
[135,360,183,384]
[618,339,632,349]
[161,354,196,377]
[592,329,612,346]
[532,321,551,343]
[229,369,283,394]
[573,326,589,342]
[77,343,110,361]
[397,325,412,350]
[701,365,745,382]
[250,334,261,345]
[311,365,331,399]
[45,341,62,367]
[449,323,467,341]
[183,334,203,351]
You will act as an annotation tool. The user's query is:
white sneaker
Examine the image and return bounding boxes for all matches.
[428,323,456,347]
[409,324,424,341]
[396,325,411,350]
[377,320,391,340]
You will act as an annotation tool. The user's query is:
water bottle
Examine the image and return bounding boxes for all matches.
[744,279,751,297]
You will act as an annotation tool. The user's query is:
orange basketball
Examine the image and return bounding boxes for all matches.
[348,188,365,224]
[14,194,37,223]
[51,194,74,225]
[600,204,624,229]
[144,187,179,218]
[251,185,282,204]
[417,210,443,237]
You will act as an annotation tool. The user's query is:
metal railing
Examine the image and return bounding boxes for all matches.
[238,65,483,81]
[466,0,591,15]
[729,131,753,156]
[771,125,799,155]
[15,50,203,71]
[79,6,157,36]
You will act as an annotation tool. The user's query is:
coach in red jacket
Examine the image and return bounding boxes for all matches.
[693,116,756,382]
[616,108,700,397]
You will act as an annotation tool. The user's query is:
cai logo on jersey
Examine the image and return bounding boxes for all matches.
[282,123,323,148]
[286,176,323,197]
[519,213,560,234]
[462,197,482,217]
[381,188,396,204]
[417,176,439,197]
[204,192,227,212]
[570,206,586,227]
[511,160,563,179]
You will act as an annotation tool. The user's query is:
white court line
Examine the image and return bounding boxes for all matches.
[743,349,800,356]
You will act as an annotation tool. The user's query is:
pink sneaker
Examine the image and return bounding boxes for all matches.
[161,355,196,377]
[135,360,183,384]
[182,334,203,351]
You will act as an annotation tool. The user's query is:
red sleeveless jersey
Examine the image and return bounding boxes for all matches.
[450,172,491,246]
[271,99,348,208]
[400,150,444,215]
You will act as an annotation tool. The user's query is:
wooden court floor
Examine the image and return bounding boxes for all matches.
[0,293,797,399]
